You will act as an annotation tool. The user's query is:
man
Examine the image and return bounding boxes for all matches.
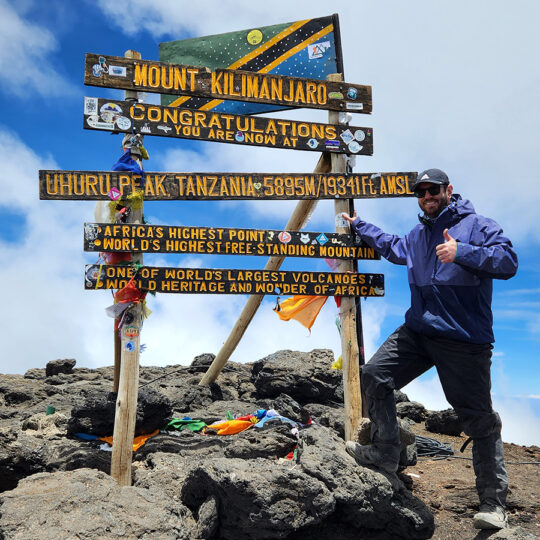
[342,168,518,530]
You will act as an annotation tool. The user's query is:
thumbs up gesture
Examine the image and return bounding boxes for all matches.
[435,229,458,263]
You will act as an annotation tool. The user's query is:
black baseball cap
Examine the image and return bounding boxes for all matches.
[412,168,449,190]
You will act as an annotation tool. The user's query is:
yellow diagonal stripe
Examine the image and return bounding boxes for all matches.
[169,19,309,108]
[198,24,334,112]
[261,24,333,74]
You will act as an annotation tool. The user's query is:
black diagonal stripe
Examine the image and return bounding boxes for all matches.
[176,15,334,111]
[239,15,333,72]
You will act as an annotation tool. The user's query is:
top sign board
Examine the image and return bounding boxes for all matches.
[158,14,349,115]
[84,53,372,114]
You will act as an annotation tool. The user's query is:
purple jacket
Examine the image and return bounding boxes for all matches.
[352,195,518,343]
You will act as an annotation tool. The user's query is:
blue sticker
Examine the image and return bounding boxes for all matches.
[92,64,103,77]
[124,340,136,352]
[307,138,318,149]
[347,87,358,100]
[235,131,245,142]
[316,233,328,246]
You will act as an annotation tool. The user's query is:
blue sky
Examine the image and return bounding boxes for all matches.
[0,0,539,445]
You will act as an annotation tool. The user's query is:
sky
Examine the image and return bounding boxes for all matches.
[0,0,539,445]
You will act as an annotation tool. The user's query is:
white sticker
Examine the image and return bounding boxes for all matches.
[115,116,131,130]
[348,141,362,154]
[354,130,366,142]
[340,129,354,144]
[86,115,114,130]
[84,97,98,115]
[108,65,127,77]
[307,41,331,59]
[335,214,349,228]
[346,102,364,110]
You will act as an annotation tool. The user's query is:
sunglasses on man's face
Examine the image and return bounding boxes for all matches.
[414,185,443,198]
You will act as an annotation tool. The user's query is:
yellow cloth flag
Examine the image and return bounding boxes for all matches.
[274,295,328,331]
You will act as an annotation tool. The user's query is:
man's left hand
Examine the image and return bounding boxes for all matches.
[436,229,457,263]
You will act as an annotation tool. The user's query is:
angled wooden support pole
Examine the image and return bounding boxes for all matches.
[199,152,332,386]
[111,49,143,486]
[327,73,363,441]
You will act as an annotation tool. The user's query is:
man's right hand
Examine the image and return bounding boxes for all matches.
[341,212,357,224]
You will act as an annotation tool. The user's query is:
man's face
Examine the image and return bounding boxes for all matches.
[416,182,453,218]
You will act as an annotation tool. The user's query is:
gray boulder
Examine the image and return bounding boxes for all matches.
[0,468,191,540]
[252,349,342,404]
[397,401,427,423]
[425,408,462,436]
[45,358,76,377]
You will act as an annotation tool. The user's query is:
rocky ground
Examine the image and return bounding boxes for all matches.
[0,350,538,539]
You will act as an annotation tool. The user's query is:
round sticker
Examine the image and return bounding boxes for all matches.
[278,231,292,244]
[235,131,245,142]
[116,116,131,130]
[348,141,362,154]
[354,130,366,142]
[100,102,122,123]
[307,138,318,149]
[247,29,263,45]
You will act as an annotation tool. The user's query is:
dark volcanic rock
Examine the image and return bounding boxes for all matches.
[67,387,172,436]
[394,390,410,403]
[252,349,342,404]
[397,401,427,423]
[425,408,463,436]
[178,424,433,539]
[259,393,311,425]
[45,358,76,377]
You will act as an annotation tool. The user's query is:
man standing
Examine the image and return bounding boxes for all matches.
[342,168,518,530]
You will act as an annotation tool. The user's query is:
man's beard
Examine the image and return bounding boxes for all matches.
[422,192,448,218]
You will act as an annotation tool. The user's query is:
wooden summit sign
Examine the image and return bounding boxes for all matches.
[40,170,414,200]
[83,223,381,260]
[85,264,385,297]
[83,97,373,154]
[84,53,372,113]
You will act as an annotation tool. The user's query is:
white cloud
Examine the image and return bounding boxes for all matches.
[0,0,74,97]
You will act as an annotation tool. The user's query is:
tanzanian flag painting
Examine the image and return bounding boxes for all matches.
[159,14,344,115]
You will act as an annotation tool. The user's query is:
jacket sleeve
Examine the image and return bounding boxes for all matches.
[455,218,518,280]
[352,218,408,265]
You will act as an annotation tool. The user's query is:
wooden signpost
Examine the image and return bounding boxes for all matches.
[83,223,380,260]
[39,21,417,486]
[83,97,373,154]
[40,170,416,200]
[85,264,384,297]
[84,53,372,113]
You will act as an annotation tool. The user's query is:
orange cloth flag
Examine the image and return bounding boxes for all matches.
[206,419,254,435]
[99,429,159,451]
[274,295,328,331]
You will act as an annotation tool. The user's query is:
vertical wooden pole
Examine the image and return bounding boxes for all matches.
[110,49,142,486]
[199,152,332,386]
[327,73,363,441]
[113,49,142,393]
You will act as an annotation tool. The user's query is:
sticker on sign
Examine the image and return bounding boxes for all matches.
[307,41,331,59]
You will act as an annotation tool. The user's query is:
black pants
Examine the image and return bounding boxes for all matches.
[362,325,508,507]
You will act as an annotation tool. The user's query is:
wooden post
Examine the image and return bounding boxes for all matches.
[113,49,142,393]
[110,49,142,486]
[199,152,332,386]
[328,73,363,441]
